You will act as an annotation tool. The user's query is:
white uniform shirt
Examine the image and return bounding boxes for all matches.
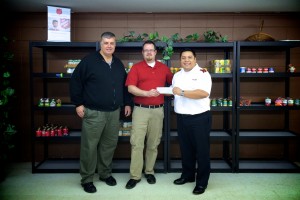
[172,64,212,115]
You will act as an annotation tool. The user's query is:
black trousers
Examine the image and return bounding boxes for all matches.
[177,111,211,187]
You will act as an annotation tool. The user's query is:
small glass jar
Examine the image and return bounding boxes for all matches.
[282,99,287,106]
[265,97,271,106]
[211,99,217,106]
[223,99,228,106]
[288,98,294,106]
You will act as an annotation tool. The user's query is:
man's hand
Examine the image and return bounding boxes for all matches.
[124,106,132,117]
[76,105,85,118]
[145,89,160,97]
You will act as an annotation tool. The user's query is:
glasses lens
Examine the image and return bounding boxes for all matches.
[143,49,155,53]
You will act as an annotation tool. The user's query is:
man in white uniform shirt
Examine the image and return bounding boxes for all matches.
[172,48,212,195]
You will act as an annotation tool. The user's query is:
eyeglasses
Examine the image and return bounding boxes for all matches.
[143,49,156,53]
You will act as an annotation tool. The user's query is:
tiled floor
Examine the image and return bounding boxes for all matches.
[0,162,300,200]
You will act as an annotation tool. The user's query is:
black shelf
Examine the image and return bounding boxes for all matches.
[172,42,235,48]
[116,42,167,53]
[238,130,298,139]
[211,73,233,78]
[170,130,233,141]
[29,41,300,173]
[238,41,300,49]
[237,160,300,173]
[211,106,234,111]
[30,41,99,173]
[236,41,300,172]
[32,73,72,78]
[117,41,166,48]
[32,159,167,173]
[239,72,300,78]
[30,41,99,49]
[34,104,75,111]
[238,103,300,111]
[34,131,81,141]
[30,41,169,173]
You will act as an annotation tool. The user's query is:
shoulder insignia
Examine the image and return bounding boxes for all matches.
[200,68,207,73]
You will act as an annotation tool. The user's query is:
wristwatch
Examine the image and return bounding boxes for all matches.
[180,90,184,96]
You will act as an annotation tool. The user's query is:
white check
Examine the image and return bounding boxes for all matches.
[157,87,173,94]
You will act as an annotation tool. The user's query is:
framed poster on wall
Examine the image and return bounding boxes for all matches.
[47,6,71,42]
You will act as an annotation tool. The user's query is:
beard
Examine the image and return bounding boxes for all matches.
[145,56,153,62]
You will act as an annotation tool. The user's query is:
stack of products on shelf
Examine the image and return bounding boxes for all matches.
[126,62,133,73]
[170,67,181,74]
[288,64,296,73]
[35,124,69,137]
[211,98,232,106]
[119,121,132,136]
[64,59,81,73]
[38,98,61,107]
[273,97,300,106]
[239,97,252,106]
[240,67,274,73]
[212,59,231,73]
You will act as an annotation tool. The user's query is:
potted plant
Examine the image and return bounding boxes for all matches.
[0,36,17,182]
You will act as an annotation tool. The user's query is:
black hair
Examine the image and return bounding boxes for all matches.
[180,48,196,58]
[142,40,157,50]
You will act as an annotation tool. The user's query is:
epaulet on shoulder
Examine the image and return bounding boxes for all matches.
[200,68,208,73]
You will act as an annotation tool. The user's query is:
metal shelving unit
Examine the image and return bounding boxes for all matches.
[236,41,300,172]
[29,40,300,173]
[29,41,99,173]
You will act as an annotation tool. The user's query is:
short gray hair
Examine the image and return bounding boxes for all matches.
[101,32,116,40]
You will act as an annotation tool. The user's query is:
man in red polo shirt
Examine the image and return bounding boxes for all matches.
[125,40,173,189]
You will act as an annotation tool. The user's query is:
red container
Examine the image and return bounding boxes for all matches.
[50,129,55,137]
[57,128,63,136]
[36,129,42,137]
[63,127,69,136]
[45,129,50,137]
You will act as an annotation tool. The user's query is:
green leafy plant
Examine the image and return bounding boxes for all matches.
[148,31,160,41]
[203,30,228,42]
[170,33,181,42]
[118,30,227,61]
[117,31,148,42]
[160,34,175,61]
[1,36,17,180]
[118,31,175,62]
[183,33,200,42]
[220,35,228,42]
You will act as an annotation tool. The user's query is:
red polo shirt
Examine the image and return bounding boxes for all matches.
[125,60,173,105]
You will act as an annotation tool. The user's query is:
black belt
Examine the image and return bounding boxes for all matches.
[135,103,164,109]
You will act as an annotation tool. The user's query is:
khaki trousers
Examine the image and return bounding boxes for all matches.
[129,106,164,180]
[80,108,120,184]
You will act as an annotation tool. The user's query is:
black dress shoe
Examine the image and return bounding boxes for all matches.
[193,185,206,195]
[125,179,141,189]
[173,177,195,185]
[99,176,117,186]
[145,174,156,184]
[81,182,97,193]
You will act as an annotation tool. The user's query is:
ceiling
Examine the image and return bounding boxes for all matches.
[4,0,300,13]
